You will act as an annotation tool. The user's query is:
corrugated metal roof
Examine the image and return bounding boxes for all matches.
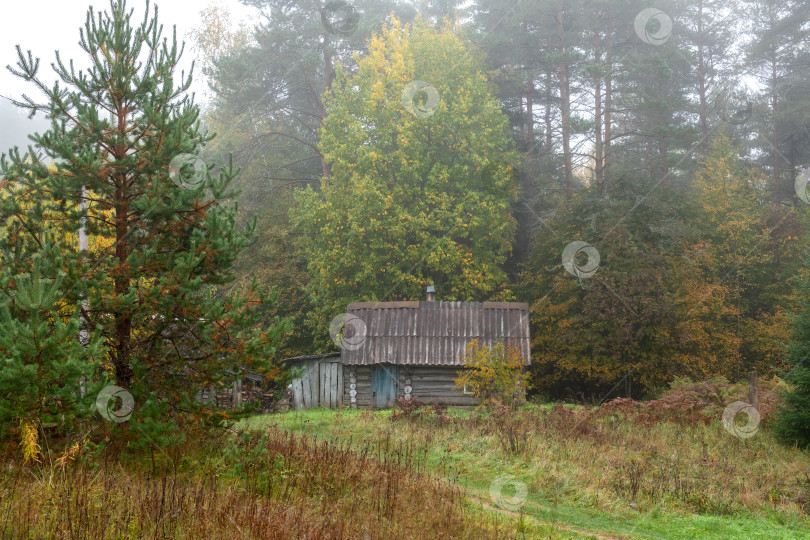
[342,301,530,366]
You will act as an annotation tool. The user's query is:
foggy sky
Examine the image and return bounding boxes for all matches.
[0,98,49,159]
[0,0,255,159]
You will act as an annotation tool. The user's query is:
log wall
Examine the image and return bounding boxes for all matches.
[401,366,481,407]
[344,365,480,408]
[344,366,372,408]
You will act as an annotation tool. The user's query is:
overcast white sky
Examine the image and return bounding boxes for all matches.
[0,0,257,153]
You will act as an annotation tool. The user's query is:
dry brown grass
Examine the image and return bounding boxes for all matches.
[0,427,509,539]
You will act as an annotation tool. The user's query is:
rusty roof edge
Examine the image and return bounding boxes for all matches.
[482,301,529,310]
[280,352,341,363]
[347,301,529,311]
[348,301,420,310]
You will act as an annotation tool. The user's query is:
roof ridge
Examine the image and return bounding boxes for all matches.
[347,300,529,310]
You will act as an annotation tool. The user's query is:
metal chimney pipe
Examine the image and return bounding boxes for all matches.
[426,284,435,302]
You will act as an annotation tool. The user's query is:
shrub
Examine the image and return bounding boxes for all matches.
[487,400,532,455]
[391,397,426,422]
[598,376,787,426]
[454,339,528,407]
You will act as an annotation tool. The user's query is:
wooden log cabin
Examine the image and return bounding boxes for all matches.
[285,288,531,409]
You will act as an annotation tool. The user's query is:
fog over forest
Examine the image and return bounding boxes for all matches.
[1,2,810,537]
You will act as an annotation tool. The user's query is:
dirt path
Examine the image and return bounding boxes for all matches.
[466,491,634,540]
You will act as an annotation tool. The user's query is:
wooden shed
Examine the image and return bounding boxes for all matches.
[343,299,531,408]
[284,353,343,410]
[285,293,530,410]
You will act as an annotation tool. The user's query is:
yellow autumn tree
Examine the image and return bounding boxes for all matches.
[674,133,801,379]
[454,339,528,407]
[293,17,518,342]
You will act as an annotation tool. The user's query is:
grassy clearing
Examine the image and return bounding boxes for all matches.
[1,426,548,539]
[242,404,810,539]
[4,400,807,538]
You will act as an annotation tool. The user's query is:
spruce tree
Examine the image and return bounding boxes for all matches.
[0,0,286,446]
[776,365,810,448]
[775,270,810,448]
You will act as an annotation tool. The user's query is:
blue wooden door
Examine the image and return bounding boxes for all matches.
[371,364,398,408]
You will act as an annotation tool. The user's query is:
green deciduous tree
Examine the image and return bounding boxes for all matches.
[292,17,518,341]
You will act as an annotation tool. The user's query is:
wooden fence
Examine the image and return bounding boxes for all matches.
[195,376,275,410]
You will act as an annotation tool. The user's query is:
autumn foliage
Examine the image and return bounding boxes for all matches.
[293,17,518,341]
[522,134,805,399]
[454,339,528,407]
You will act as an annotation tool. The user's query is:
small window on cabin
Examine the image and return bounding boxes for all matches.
[462,384,473,395]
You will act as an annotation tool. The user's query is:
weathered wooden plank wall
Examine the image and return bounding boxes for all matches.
[290,358,343,410]
[302,360,316,408]
[292,376,304,410]
[336,362,343,408]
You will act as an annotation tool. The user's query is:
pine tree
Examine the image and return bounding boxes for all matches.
[0,248,107,442]
[775,361,810,449]
[742,0,810,203]
[0,0,286,445]
[469,0,570,266]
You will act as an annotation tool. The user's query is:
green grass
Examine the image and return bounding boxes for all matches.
[240,405,810,540]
